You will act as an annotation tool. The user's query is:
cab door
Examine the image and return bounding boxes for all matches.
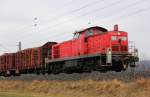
[84,29,94,54]
[72,32,86,56]
[72,33,81,56]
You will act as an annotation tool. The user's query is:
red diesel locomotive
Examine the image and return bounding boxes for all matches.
[0,25,139,76]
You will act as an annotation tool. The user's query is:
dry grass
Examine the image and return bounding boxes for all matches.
[0,78,149,97]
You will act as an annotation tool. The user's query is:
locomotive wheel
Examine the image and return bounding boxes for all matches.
[100,69,108,73]
[48,72,51,75]
[42,72,46,75]
[66,71,73,74]
[115,68,122,72]
[53,71,60,74]
[112,63,123,72]
[52,64,61,74]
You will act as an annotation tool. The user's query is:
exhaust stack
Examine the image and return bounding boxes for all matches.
[114,24,118,31]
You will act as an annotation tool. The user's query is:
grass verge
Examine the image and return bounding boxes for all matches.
[0,78,149,97]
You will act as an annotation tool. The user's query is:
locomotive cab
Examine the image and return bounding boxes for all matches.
[73,26,108,40]
[72,26,108,56]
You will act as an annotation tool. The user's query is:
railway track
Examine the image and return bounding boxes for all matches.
[0,70,149,82]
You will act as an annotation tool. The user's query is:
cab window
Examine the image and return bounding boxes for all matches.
[86,29,94,37]
[121,36,127,40]
[111,36,117,41]
[96,30,103,34]
[73,33,80,39]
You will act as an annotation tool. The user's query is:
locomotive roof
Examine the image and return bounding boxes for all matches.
[75,26,108,34]
[42,42,57,47]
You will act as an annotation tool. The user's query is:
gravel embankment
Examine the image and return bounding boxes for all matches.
[0,70,149,82]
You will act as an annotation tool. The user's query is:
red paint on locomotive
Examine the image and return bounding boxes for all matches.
[52,25,128,59]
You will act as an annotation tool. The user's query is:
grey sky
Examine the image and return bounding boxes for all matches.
[0,0,150,60]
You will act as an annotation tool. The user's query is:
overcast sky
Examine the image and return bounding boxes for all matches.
[0,0,150,60]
